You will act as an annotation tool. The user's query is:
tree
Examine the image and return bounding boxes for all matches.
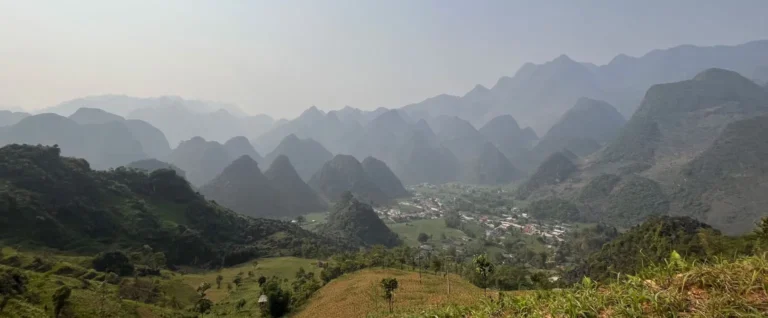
[258,275,267,286]
[417,232,429,244]
[216,275,223,289]
[52,286,72,318]
[195,282,213,316]
[380,277,399,313]
[233,274,243,287]
[295,215,306,225]
[473,254,494,296]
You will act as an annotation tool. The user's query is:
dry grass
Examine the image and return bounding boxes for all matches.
[180,256,320,303]
[410,254,768,317]
[293,268,484,318]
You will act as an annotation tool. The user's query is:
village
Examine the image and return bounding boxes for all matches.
[374,183,574,247]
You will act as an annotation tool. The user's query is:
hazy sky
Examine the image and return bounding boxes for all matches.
[1,0,767,118]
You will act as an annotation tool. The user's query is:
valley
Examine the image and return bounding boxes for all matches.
[2,12,768,316]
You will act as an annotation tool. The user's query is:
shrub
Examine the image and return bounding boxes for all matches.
[92,251,134,276]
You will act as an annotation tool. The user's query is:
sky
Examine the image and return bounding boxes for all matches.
[1,0,767,119]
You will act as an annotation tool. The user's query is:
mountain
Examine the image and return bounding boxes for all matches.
[68,107,124,124]
[122,119,172,159]
[478,115,529,159]
[347,109,413,163]
[463,142,523,185]
[672,114,768,234]
[255,106,357,154]
[0,144,345,267]
[533,98,625,159]
[80,121,147,169]
[392,129,461,185]
[429,116,488,163]
[317,192,400,247]
[199,155,287,218]
[0,113,148,169]
[263,134,334,182]
[361,156,409,198]
[520,127,539,145]
[68,108,172,159]
[577,174,669,227]
[168,137,232,187]
[64,95,278,146]
[600,69,768,180]
[516,151,578,199]
[264,155,328,215]
[126,158,186,177]
[0,110,29,127]
[400,40,768,135]
[45,94,248,117]
[224,136,263,164]
[308,154,391,205]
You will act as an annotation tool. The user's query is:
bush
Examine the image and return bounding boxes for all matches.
[92,251,134,276]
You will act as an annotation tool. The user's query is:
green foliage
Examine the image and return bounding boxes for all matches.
[564,216,755,283]
[318,193,401,247]
[524,198,582,221]
[92,251,134,276]
[516,152,577,199]
[472,254,494,295]
[261,277,292,317]
[0,144,348,268]
[380,277,399,312]
[417,232,429,243]
[52,285,72,318]
[291,267,321,308]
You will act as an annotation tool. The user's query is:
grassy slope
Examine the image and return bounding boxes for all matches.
[0,248,320,318]
[180,257,320,303]
[410,254,768,317]
[294,268,483,318]
[388,219,466,247]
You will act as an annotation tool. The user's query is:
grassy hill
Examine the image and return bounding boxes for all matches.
[293,268,483,318]
[412,254,768,317]
[0,144,345,267]
[388,219,466,248]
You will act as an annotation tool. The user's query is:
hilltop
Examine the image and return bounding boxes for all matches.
[600,68,768,170]
[309,154,391,205]
[516,151,577,199]
[199,155,287,218]
[263,134,334,182]
[533,97,625,159]
[264,155,328,215]
[168,136,232,186]
[223,136,263,164]
[125,158,186,177]
[463,142,523,185]
[317,193,400,247]
[361,156,410,198]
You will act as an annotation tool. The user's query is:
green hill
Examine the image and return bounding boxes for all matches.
[317,192,400,247]
[672,114,768,234]
[563,216,750,283]
[199,155,288,218]
[601,68,768,167]
[0,144,344,267]
[515,151,577,199]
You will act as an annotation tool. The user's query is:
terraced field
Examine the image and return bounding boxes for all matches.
[293,268,484,318]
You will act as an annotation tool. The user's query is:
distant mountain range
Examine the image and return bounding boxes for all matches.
[515,68,768,234]
[0,112,151,169]
[42,95,275,146]
[400,40,768,135]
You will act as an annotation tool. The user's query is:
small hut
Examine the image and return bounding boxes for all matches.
[258,294,268,308]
